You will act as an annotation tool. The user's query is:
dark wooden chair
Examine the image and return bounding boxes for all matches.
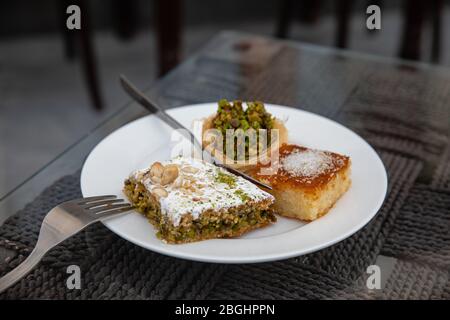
[275,0,355,48]
[154,0,183,76]
[59,0,103,110]
[59,0,183,110]
[275,0,444,63]
[399,0,444,62]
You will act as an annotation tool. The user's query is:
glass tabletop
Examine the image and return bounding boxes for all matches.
[1,31,449,222]
[1,31,449,300]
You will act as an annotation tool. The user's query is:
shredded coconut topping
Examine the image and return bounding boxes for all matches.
[281,149,334,177]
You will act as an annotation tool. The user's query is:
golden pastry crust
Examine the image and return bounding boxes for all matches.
[201,113,288,170]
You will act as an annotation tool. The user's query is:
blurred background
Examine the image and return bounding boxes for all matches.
[0,0,449,197]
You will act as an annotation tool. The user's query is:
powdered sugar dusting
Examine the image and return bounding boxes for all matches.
[281,149,334,177]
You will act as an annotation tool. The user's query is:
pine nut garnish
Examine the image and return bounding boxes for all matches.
[161,164,179,185]
[152,187,168,199]
[150,175,162,184]
[173,176,183,188]
[181,166,199,174]
[183,175,196,181]
[150,162,164,178]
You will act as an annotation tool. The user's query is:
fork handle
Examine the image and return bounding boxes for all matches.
[0,247,46,294]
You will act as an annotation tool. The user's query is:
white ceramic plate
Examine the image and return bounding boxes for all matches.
[81,103,387,263]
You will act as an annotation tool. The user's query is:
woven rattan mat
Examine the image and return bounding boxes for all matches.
[0,145,448,299]
[1,32,450,299]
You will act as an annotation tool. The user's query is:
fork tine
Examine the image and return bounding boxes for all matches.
[76,195,117,204]
[84,198,125,209]
[89,203,131,214]
[93,205,134,219]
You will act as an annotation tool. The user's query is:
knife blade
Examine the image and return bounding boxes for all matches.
[120,75,272,190]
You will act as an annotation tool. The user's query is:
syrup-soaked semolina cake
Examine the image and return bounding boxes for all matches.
[123,156,276,244]
[246,144,351,221]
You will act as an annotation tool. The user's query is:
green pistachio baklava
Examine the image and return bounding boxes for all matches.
[123,156,276,244]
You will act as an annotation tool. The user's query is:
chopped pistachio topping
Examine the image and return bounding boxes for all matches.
[213,99,275,159]
[234,189,250,202]
[215,170,237,188]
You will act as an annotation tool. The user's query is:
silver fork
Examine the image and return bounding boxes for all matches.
[0,195,133,293]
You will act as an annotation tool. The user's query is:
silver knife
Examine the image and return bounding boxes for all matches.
[119,75,272,190]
